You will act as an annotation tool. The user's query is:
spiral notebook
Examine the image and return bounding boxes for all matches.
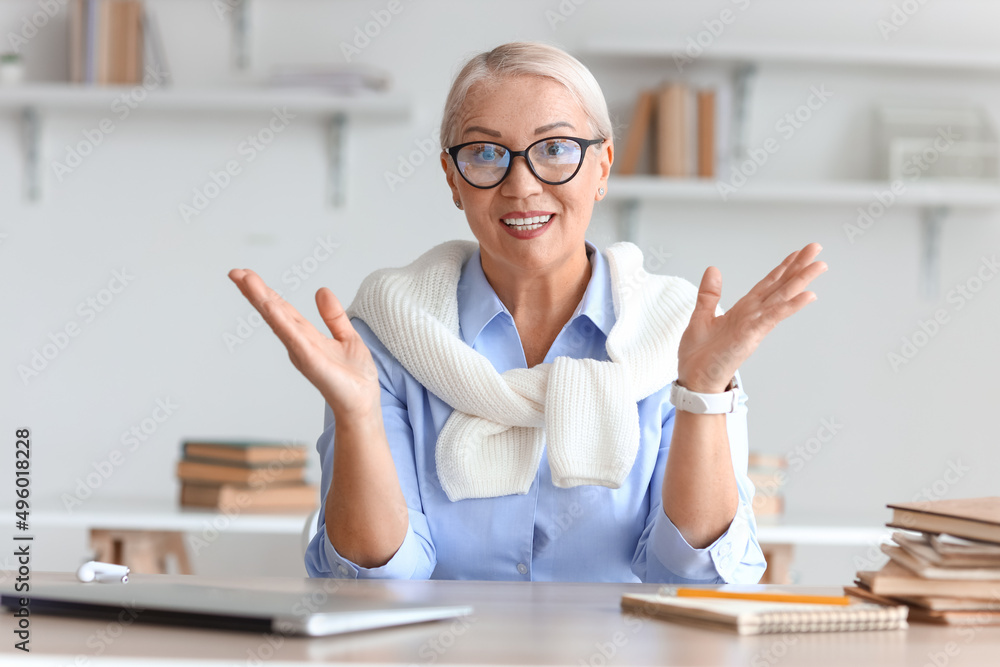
[621,593,909,635]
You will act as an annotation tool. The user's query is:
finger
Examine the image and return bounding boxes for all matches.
[746,248,801,300]
[756,243,824,301]
[232,269,309,337]
[763,289,818,328]
[316,288,355,342]
[692,266,722,321]
[763,259,828,309]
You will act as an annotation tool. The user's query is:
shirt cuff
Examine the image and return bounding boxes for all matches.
[322,521,423,580]
[649,501,753,582]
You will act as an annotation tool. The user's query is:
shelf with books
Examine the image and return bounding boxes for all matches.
[581,41,1000,299]
[0,84,411,205]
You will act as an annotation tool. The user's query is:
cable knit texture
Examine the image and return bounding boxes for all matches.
[347,240,699,501]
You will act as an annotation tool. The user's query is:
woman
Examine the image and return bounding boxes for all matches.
[228,42,826,583]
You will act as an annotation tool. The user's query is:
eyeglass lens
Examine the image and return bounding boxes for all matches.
[455,138,584,187]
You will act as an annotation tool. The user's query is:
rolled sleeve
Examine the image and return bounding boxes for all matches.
[634,369,767,584]
[646,499,763,583]
[319,513,434,579]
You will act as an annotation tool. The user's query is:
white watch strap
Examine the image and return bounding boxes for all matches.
[670,378,739,414]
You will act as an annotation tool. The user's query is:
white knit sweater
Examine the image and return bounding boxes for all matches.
[347,240,699,501]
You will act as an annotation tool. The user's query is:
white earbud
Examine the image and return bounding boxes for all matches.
[77,561,130,584]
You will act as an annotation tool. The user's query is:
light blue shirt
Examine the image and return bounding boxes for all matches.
[305,241,767,583]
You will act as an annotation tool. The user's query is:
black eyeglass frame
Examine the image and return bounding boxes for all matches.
[447,136,606,189]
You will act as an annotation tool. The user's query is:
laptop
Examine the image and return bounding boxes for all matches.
[1,577,473,637]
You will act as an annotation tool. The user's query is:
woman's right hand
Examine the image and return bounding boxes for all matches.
[228,269,380,420]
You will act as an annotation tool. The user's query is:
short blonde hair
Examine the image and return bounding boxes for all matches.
[439,41,613,150]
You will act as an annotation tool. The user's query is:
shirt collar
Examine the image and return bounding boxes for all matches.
[457,240,616,347]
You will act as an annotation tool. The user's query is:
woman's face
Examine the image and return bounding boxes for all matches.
[441,75,613,278]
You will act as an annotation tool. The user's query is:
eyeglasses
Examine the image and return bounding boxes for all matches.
[447,136,605,189]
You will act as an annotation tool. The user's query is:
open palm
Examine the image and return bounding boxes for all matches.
[228,269,380,418]
[677,243,827,393]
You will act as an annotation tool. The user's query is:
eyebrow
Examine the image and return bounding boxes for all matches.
[462,121,576,138]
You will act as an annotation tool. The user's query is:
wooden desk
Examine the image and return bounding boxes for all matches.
[3,571,1000,666]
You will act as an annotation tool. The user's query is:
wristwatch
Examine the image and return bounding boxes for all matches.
[670,375,740,414]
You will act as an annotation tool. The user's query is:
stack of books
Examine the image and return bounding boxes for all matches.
[847,497,1000,625]
[747,452,786,523]
[176,440,318,513]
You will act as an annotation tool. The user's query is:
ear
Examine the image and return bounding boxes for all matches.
[596,139,613,200]
[441,151,462,205]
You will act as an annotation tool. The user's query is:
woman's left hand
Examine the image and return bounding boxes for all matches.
[676,242,827,393]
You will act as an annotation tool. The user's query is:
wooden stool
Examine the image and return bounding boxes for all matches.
[90,529,192,574]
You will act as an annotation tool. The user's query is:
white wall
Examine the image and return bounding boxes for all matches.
[3,0,999,584]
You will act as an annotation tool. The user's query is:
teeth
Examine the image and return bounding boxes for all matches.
[502,214,551,227]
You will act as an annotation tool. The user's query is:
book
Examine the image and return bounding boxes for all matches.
[182,440,308,465]
[617,90,655,176]
[696,89,715,178]
[857,561,1000,600]
[886,497,1000,545]
[932,533,1000,557]
[656,83,689,177]
[845,587,1000,625]
[176,460,305,485]
[621,592,907,635]
[180,482,318,512]
[881,543,1000,580]
[893,531,1000,568]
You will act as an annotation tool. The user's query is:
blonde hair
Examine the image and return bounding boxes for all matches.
[439,41,613,150]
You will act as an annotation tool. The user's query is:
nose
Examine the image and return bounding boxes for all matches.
[499,154,543,199]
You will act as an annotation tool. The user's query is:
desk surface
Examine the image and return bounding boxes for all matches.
[3,572,999,666]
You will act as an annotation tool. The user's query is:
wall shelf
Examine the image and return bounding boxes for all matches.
[582,40,1000,73]
[0,84,412,205]
[582,41,1000,299]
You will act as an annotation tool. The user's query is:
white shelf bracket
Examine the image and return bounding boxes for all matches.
[326,113,348,207]
[616,198,640,244]
[21,106,40,202]
[919,205,948,300]
[230,0,250,71]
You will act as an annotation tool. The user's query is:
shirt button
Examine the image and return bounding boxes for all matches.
[337,564,348,575]
[516,563,528,575]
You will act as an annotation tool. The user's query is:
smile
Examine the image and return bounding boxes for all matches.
[501,214,552,231]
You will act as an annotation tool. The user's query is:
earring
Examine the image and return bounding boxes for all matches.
[598,188,605,196]
[454,200,462,209]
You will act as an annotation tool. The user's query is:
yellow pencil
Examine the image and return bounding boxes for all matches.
[674,588,851,606]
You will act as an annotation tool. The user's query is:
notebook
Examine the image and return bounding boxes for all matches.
[621,592,908,635]
[1,577,472,637]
